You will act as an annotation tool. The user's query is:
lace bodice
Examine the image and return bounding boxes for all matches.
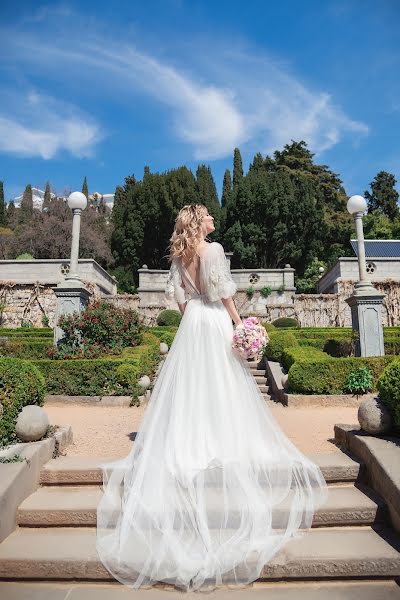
[165,242,237,304]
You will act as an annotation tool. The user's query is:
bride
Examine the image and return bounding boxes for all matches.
[96,203,328,592]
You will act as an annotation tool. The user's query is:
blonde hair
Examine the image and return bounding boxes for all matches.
[167,204,211,263]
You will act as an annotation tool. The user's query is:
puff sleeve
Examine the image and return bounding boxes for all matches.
[201,242,237,302]
[165,258,188,305]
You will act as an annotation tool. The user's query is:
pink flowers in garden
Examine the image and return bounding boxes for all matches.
[232,317,269,360]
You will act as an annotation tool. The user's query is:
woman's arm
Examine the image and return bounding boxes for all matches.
[177,301,187,316]
[221,297,242,326]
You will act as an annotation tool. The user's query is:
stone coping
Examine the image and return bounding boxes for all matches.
[45,395,133,407]
[0,425,72,543]
[334,423,400,533]
[266,359,376,407]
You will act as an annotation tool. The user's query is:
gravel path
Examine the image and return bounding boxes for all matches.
[45,402,358,458]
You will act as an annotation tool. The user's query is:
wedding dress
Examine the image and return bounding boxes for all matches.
[96,241,328,592]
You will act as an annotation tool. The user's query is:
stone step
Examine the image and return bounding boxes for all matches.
[250,369,267,376]
[17,484,386,528]
[0,526,399,581]
[1,580,400,600]
[39,452,364,486]
[254,375,268,383]
[258,384,270,393]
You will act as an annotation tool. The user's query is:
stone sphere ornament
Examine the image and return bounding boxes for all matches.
[138,375,151,391]
[358,396,392,435]
[160,342,169,355]
[16,405,49,442]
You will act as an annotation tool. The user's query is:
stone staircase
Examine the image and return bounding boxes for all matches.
[247,359,271,401]
[0,451,399,591]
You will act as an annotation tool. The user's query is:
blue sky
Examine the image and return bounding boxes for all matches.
[0,0,399,202]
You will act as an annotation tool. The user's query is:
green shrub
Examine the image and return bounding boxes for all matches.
[377,360,400,426]
[0,358,46,447]
[261,322,276,334]
[0,339,52,359]
[344,367,373,395]
[288,356,395,395]
[323,338,354,358]
[264,331,299,362]
[260,286,272,298]
[156,309,181,327]
[32,332,161,403]
[272,317,300,328]
[0,328,52,338]
[150,326,178,347]
[281,346,326,370]
[50,300,142,358]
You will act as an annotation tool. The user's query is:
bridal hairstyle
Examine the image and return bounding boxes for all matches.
[167,203,211,263]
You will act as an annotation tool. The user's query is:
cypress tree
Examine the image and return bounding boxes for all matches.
[0,180,6,226]
[20,184,33,223]
[365,171,399,220]
[43,181,51,211]
[221,169,232,208]
[233,148,244,189]
[82,176,89,200]
[7,200,16,225]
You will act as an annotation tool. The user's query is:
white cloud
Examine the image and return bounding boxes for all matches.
[0,19,369,161]
[0,92,102,160]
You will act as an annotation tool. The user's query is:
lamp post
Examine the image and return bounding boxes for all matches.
[65,191,87,282]
[53,191,92,345]
[345,195,385,357]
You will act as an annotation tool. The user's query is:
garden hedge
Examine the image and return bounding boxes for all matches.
[0,358,46,447]
[32,332,161,403]
[377,359,400,427]
[288,355,396,395]
[156,309,181,327]
[263,331,299,362]
[281,346,326,371]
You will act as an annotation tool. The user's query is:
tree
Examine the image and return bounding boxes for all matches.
[195,165,221,237]
[20,184,33,223]
[7,201,16,227]
[0,181,6,226]
[221,170,232,209]
[43,181,51,211]
[82,176,89,200]
[233,147,244,189]
[365,171,399,220]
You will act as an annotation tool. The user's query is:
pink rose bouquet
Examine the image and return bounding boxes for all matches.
[232,317,269,360]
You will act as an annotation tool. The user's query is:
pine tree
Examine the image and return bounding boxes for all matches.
[43,181,51,211]
[365,171,399,220]
[0,181,6,226]
[20,184,33,223]
[82,176,89,200]
[233,148,244,189]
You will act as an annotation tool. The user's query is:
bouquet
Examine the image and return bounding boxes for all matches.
[232,317,269,360]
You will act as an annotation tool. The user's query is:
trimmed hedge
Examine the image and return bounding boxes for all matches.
[263,331,299,362]
[271,317,300,328]
[32,332,161,403]
[0,339,52,359]
[288,355,396,395]
[150,326,178,347]
[0,328,52,338]
[0,358,46,447]
[156,309,181,327]
[377,360,400,427]
[281,347,326,371]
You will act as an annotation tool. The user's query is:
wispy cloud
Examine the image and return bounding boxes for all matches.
[0,91,102,159]
[0,9,368,161]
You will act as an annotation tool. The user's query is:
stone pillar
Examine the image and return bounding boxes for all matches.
[53,283,92,345]
[345,291,385,356]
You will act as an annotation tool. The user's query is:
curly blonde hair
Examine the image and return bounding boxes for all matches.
[167,204,211,263]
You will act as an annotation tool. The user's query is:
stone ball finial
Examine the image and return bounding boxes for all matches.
[160,342,169,355]
[16,405,49,442]
[284,264,291,269]
[358,396,392,435]
[142,264,148,269]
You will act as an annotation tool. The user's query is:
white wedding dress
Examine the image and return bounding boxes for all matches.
[96,241,328,592]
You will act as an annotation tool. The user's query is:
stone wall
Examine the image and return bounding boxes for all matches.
[1,279,400,329]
